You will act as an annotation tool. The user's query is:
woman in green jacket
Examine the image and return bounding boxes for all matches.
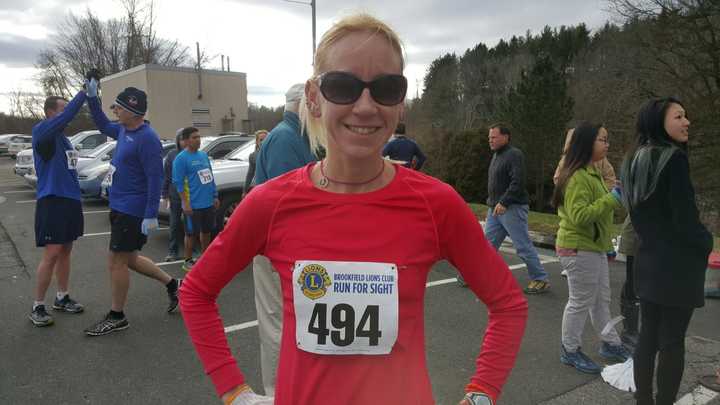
[552,121,631,374]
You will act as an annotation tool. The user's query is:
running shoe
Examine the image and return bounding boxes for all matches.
[524,280,550,294]
[599,341,632,363]
[29,305,54,327]
[167,279,181,313]
[84,313,129,336]
[561,345,601,374]
[182,258,196,272]
[52,295,84,313]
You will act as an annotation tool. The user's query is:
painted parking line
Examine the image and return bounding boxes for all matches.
[83,210,111,214]
[157,260,184,267]
[3,190,34,194]
[674,385,718,405]
[16,199,36,204]
[82,227,169,237]
[224,320,259,333]
[223,257,560,334]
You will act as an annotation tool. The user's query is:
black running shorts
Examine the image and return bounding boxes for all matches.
[184,206,216,236]
[109,210,147,252]
[34,196,84,247]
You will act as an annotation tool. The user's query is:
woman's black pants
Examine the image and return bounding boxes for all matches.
[633,300,694,405]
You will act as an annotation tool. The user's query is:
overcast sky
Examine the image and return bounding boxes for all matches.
[0,0,613,113]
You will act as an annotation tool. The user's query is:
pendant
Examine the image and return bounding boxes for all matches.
[319,176,329,188]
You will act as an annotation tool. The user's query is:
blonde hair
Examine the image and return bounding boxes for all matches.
[300,13,405,154]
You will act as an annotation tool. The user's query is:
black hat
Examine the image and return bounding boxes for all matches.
[115,87,147,116]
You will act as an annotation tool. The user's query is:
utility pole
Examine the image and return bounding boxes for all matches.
[282,0,316,62]
[196,42,202,100]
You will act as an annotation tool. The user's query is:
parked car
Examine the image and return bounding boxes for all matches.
[14,130,109,177]
[156,141,256,230]
[0,134,22,154]
[77,142,117,198]
[99,141,176,200]
[7,135,32,158]
[203,134,253,160]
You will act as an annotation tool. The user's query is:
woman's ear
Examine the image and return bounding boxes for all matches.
[305,81,322,118]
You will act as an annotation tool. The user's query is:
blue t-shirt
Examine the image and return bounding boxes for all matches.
[32,91,86,201]
[254,111,316,185]
[88,97,163,219]
[172,150,216,209]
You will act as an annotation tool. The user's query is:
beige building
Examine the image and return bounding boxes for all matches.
[100,64,248,138]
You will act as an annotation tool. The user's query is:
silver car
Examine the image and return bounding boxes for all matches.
[156,141,255,230]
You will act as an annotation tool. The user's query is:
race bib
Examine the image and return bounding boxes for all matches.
[293,260,398,355]
[107,164,116,186]
[197,168,213,184]
[66,150,79,170]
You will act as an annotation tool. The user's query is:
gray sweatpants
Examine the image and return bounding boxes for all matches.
[252,255,282,397]
[560,251,622,351]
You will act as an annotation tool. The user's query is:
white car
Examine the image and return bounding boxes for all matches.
[7,135,32,158]
[14,130,109,177]
[0,134,21,154]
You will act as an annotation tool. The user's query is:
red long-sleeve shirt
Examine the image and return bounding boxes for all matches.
[180,164,528,404]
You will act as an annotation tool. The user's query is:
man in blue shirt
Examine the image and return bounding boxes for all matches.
[382,123,426,169]
[84,79,181,336]
[252,83,316,396]
[173,127,219,271]
[29,93,87,327]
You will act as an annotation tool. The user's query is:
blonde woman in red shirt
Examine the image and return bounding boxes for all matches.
[180,13,528,405]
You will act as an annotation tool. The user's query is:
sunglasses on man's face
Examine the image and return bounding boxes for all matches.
[317,71,407,106]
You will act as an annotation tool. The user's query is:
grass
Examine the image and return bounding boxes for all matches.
[469,203,715,251]
[469,203,562,235]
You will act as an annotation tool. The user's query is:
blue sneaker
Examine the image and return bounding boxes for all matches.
[599,342,631,363]
[561,345,601,374]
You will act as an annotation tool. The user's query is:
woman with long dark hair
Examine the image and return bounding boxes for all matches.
[553,121,630,374]
[620,97,713,405]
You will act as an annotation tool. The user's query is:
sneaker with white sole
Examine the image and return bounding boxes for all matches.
[52,295,84,313]
[29,305,54,327]
[84,313,129,336]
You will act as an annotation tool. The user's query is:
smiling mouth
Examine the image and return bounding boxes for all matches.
[346,125,380,135]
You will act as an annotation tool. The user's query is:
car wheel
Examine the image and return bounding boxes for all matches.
[216,193,242,233]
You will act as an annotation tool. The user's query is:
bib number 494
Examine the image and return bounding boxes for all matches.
[308,303,381,347]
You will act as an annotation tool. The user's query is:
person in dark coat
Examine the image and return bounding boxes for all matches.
[620,97,713,405]
[161,130,186,261]
[242,129,268,198]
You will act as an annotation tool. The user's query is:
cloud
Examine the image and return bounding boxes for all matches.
[0,34,48,67]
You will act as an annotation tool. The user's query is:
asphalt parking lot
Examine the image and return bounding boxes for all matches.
[0,157,718,405]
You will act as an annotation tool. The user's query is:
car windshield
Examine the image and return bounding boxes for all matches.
[82,142,115,158]
[225,142,256,161]
[200,136,219,150]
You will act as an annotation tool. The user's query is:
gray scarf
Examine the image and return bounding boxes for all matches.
[620,143,679,210]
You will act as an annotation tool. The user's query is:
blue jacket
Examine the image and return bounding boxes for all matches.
[88,97,163,219]
[32,91,86,201]
[382,135,426,169]
[173,150,216,209]
[254,111,316,185]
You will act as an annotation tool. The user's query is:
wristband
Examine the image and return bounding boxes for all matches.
[223,384,251,405]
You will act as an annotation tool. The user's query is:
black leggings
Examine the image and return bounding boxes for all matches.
[633,300,694,405]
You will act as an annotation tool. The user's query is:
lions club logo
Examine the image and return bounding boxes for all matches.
[297,264,332,300]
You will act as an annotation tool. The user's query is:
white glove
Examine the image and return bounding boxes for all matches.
[230,389,274,405]
[141,218,159,235]
[86,78,98,98]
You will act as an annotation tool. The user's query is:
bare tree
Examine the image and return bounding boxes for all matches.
[8,89,45,120]
[36,0,191,96]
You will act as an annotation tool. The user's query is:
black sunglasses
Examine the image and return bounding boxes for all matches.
[317,71,407,106]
